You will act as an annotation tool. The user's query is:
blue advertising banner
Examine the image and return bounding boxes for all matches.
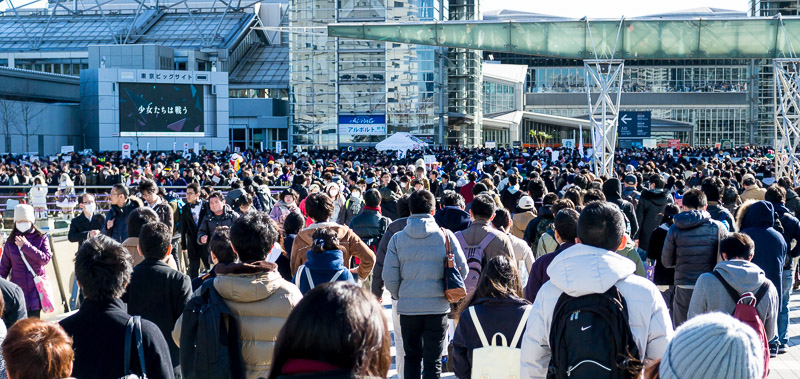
[338,115,386,135]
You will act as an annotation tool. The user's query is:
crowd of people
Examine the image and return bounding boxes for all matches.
[0,144,793,378]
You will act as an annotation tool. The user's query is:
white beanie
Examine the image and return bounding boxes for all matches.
[659,313,764,379]
[14,204,35,223]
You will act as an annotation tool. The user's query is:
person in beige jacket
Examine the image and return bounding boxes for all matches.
[290,193,375,280]
[510,195,536,239]
[173,212,302,379]
[741,174,767,202]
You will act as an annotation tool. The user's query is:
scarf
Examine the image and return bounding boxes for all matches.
[364,205,381,214]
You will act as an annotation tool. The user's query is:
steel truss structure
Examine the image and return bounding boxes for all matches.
[584,19,625,178]
[585,59,624,178]
[774,58,800,184]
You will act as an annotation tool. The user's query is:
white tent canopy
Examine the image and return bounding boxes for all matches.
[375,132,428,152]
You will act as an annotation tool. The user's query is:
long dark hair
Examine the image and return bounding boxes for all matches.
[460,255,527,313]
[268,282,391,379]
[311,228,342,253]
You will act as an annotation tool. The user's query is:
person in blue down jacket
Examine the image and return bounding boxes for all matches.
[736,199,787,356]
[293,228,355,295]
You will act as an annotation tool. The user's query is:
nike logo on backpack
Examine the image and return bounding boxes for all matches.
[581,326,591,331]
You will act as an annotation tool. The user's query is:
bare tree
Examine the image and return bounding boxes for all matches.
[14,100,46,153]
[0,97,18,153]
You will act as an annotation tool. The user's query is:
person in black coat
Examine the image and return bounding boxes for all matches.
[61,235,174,379]
[123,222,192,378]
[101,184,143,243]
[0,277,27,327]
[635,175,670,251]
[452,255,530,379]
[68,193,106,246]
[602,178,639,238]
[647,204,679,308]
[181,183,210,279]
[349,189,391,250]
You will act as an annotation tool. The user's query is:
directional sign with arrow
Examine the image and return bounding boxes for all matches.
[618,111,651,138]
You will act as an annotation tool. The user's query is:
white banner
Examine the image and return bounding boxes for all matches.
[338,124,386,135]
[60,146,74,154]
[561,139,575,149]
[485,141,496,148]
[122,143,131,159]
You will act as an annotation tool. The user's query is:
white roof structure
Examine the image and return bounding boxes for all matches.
[375,133,428,152]
[482,63,527,85]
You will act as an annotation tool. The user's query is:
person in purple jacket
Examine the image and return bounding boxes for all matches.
[524,208,579,303]
[0,204,52,318]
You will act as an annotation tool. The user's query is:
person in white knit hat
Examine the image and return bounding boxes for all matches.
[653,312,765,379]
[0,204,52,318]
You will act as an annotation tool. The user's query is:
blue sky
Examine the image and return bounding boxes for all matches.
[482,1,749,18]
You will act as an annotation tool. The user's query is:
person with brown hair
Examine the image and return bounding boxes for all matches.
[292,228,356,295]
[451,255,530,379]
[2,318,74,379]
[267,282,391,379]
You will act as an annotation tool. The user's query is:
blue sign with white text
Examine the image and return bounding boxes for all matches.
[618,111,651,138]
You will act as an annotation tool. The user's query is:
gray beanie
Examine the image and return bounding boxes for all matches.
[659,313,764,379]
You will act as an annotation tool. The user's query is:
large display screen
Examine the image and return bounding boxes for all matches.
[119,83,204,137]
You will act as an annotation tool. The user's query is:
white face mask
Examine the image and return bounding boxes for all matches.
[84,203,96,215]
[16,222,32,233]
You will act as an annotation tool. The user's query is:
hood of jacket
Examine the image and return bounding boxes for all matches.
[379,187,401,201]
[737,200,774,231]
[305,249,346,270]
[640,188,669,205]
[770,202,792,218]
[673,210,711,230]
[537,205,554,219]
[404,214,441,239]
[214,261,284,303]
[713,260,768,295]
[506,186,520,195]
[602,178,623,201]
[546,244,635,297]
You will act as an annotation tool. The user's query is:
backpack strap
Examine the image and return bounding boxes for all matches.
[509,305,533,347]
[441,228,452,255]
[712,270,742,303]
[124,316,133,374]
[123,316,145,376]
[468,306,490,348]
[455,230,469,250]
[330,269,345,283]
[134,316,146,377]
[294,265,304,287]
[304,267,315,289]
[478,233,497,251]
[754,281,771,303]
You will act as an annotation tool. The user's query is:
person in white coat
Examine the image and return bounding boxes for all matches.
[520,201,674,378]
[28,176,48,219]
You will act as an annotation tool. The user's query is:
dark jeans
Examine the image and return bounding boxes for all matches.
[187,248,210,279]
[672,286,693,327]
[27,309,40,319]
[400,314,448,379]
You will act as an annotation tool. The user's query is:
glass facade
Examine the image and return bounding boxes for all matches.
[482,81,515,115]
[13,58,88,76]
[289,0,446,148]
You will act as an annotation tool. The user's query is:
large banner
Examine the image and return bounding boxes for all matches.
[119,83,204,137]
[338,115,386,135]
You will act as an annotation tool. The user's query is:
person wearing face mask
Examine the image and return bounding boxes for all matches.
[68,193,106,247]
[337,186,364,226]
[326,182,346,222]
[0,205,52,319]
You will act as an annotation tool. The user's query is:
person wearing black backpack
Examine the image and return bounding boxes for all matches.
[521,201,673,378]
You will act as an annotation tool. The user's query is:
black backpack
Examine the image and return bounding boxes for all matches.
[179,280,246,379]
[547,286,641,379]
